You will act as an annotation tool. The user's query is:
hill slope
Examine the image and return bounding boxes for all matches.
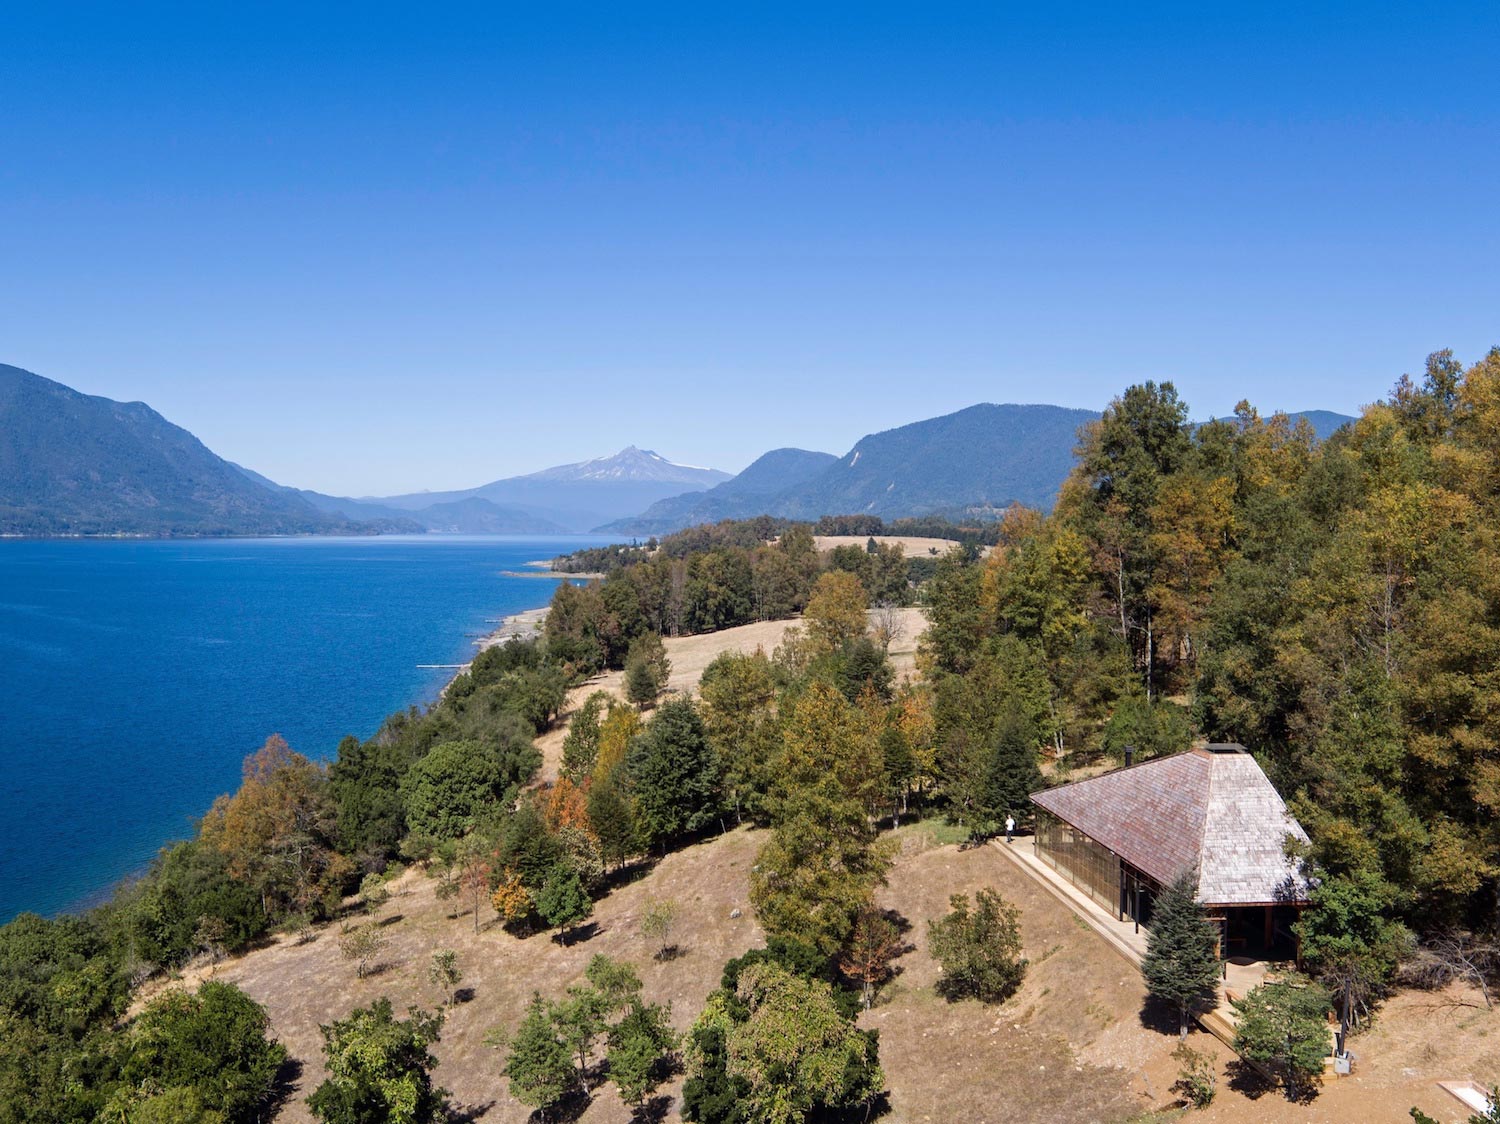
[604,405,1360,532]
[598,447,838,534]
[0,365,356,536]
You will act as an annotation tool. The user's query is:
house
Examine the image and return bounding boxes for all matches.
[1030,743,1311,959]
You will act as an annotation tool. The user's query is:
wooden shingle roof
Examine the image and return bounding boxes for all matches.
[1030,745,1310,907]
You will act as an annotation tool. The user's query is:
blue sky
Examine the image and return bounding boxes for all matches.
[3,3,1498,495]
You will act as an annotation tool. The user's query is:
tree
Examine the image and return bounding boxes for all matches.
[1231,976,1333,1100]
[427,950,461,1009]
[607,999,679,1107]
[1296,870,1408,1050]
[586,775,639,871]
[624,632,671,707]
[1141,873,1221,1038]
[490,870,535,930]
[641,898,679,961]
[626,699,724,850]
[536,867,592,943]
[457,835,493,935]
[713,962,884,1124]
[399,738,514,842]
[504,993,575,1118]
[750,684,891,955]
[838,908,903,1009]
[927,888,1026,1003]
[561,692,610,782]
[358,872,391,918]
[338,924,386,980]
[802,571,868,654]
[122,981,287,1124]
[198,735,351,922]
[307,998,447,1124]
[552,987,607,1093]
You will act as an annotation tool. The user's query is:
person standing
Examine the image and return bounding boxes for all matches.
[1005,813,1015,843]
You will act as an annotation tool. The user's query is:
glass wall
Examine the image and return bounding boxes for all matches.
[1034,809,1123,916]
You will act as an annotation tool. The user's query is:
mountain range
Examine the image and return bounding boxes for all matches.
[602,403,1356,535]
[0,363,1357,538]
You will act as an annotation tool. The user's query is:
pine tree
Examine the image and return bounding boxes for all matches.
[626,699,724,850]
[1141,873,1221,1038]
[976,707,1044,835]
[504,994,574,1117]
[586,775,639,871]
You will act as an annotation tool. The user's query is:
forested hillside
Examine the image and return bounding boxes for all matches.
[919,349,1500,938]
[0,365,363,536]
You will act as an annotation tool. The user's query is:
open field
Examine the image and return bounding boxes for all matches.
[813,535,971,556]
[533,607,926,782]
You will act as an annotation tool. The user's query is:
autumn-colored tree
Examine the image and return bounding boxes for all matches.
[838,908,903,1009]
[592,704,642,785]
[491,869,534,928]
[199,735,352,921]
[802,570,869,654]
[457,835,493,934]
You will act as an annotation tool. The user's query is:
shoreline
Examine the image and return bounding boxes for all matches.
[436,604,551,698]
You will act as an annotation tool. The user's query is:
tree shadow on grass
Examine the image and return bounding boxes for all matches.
[630,1094,674,1122]
[526,1088,592,1123]
[268,1056,303,1115]
[377,913,405,927]
[602,860,657,893]
[453,987,477,1005]
[445,1099,495,1122]
[553,921,601,947]
[1136,995,1188,1037]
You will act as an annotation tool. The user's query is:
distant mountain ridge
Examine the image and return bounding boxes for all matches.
[599,447,839,534]
[369,446,732,532]
[601,405,1357,534]
[0,365,377,537]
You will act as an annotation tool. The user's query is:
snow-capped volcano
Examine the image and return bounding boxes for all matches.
[523,446,730,485]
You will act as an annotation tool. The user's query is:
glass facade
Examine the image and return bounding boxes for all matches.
[1034,809,1123,916]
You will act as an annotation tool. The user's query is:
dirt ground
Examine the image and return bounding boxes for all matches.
[176,812,1498,1124]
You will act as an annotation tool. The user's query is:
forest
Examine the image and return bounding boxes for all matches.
[3,349,1499,1123]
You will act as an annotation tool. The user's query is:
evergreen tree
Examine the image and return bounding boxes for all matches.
[503,994,574,1117]
[624,632,671,707]
[974,707,1044,838]
[585,775,639,871]
[1141,873,1221,1038]
[606,999,679,1107]
[626,699,724,850]
[560,692,609,783]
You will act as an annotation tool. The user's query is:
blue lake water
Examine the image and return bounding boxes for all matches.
[0,535,609,923]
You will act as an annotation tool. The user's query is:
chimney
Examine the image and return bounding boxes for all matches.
[1124,745,1135,767]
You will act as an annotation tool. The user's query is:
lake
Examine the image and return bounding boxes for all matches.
[0,535,609,922]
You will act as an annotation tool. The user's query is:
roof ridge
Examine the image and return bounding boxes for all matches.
[1196,750,1215,899]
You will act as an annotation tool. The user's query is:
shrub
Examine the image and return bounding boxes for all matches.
[927,888,1026,1003]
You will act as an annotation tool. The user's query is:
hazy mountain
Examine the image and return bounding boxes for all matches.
[0,365,367,537]
[599,448,839,535]
[409,497,567,534]
[371,446,732,532]
[601,406,1360,532]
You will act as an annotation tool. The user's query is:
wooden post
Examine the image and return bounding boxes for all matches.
[1264,905,1273,952]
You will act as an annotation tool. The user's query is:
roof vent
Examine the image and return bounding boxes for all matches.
[1205,742,1246,754]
